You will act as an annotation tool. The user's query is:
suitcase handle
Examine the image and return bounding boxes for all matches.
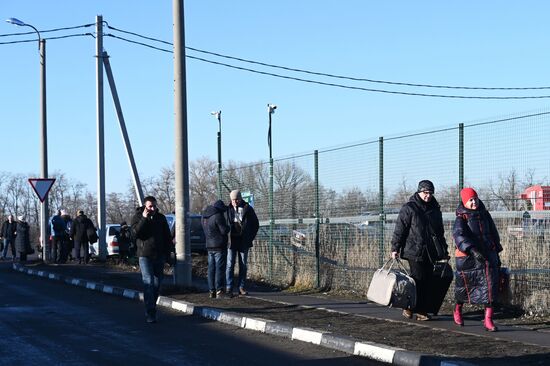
[382,258,411,277]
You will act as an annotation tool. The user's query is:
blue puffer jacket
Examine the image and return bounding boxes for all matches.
[452,200,502,304]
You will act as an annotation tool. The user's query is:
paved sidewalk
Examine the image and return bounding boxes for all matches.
[10,261,549,366]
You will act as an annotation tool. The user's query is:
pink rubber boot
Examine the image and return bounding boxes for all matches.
[453,303,464,326]
[483,307,498,332]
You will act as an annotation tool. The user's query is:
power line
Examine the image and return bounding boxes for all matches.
[105,23,171,46]
[105,33,550,100]
[0,23,95,38]
[0,33,94,45]
[105,33,172,53]
[105,23,550,92]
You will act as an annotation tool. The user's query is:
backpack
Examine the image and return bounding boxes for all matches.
[52,216,64,233]
[86,220,98,244]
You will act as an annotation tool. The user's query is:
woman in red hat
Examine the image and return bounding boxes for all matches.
[452,187,503,331]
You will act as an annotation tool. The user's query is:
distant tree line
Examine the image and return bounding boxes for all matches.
[0,160,543,242]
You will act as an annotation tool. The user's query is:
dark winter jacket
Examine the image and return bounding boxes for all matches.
[227,201,259,251]
[118,224,132,252]
[391,193,448,262]
[202,200,230,251]
[1,219,17,240]
[14,221,30,253]
[71,214,93,243]
[131,206,172,259]
[50,214,66,237]
[453,199,502,304]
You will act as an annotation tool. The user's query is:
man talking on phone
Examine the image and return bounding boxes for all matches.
[131,196,172,323]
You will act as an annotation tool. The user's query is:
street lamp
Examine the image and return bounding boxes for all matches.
[7,17,49,262]
[211,111,222,199]
[267,103,277,279]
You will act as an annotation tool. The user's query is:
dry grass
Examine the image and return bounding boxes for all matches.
[248,218,550,315]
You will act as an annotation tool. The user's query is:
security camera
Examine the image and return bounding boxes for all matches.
[268,104,277,113]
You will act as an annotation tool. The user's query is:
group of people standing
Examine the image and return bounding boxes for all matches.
[391,180,502,332]
[202,189,259,299]
[49,209,95,264]
[1,214,31,262]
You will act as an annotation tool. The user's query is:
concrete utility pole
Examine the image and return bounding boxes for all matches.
[39,38,49,262]
[103,51,144,205]
[173,0,192,286]
[96,15,107,261]
[5,18,50,262]
[211,111,222,199]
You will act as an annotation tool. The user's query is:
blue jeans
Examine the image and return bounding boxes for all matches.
[207,250,227,292]
[2,238,15,259]
[139,256,165,316]
[226,248,249,291]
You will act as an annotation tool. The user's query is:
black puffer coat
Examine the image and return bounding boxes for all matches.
[14,220,30,253]
[131,206,172,259]
[391,193,448,262]
[202,200,230,251]
[453,199,502,304]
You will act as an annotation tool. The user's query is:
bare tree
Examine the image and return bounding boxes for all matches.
[190,157,218,213]
[154,166,176,214]
[489,169,521,211]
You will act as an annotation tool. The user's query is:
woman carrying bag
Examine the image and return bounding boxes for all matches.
[452,188,503,332]
[391,180,450,321]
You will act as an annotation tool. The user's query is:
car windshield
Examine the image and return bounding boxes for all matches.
[108,226,121,236]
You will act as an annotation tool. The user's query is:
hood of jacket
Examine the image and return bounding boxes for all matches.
[202,200,226,218]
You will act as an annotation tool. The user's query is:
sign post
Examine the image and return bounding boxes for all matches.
[28,178,55,262]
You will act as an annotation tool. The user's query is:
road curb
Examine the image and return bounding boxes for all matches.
[12,263,474,366]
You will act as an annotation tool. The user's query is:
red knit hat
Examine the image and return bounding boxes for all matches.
[460,187,478,206]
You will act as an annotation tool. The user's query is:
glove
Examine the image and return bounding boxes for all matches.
[470,248,485,262]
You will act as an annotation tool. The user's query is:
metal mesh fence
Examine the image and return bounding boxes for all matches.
[221,110,550,313]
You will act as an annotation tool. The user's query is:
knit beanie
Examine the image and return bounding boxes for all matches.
[230,190,242,200]
[460,187,478,206]
[417,180,435,193]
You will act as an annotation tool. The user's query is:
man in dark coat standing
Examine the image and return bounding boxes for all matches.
[1,215,17,260]
[131,196,172,323]
[202,200,230,298]
[391,180,449,321]
[70,210,94,264]
[225,189,259,297]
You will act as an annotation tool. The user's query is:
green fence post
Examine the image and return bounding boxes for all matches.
[314,150,321,288]
[269,157,274,281]
[459,123,464,192]
[378,136,385,267]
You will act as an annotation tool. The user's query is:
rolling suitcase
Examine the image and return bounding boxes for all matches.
[426,260,453,315]
[367,258,416,310]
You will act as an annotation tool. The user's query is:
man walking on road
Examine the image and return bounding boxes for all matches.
[131,196,172,323]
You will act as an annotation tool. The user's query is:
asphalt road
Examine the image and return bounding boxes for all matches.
[0,262,382,366]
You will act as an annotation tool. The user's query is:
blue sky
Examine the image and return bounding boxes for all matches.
[2,1,550,194]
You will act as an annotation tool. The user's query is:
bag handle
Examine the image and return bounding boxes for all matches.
[384,257,411,276]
